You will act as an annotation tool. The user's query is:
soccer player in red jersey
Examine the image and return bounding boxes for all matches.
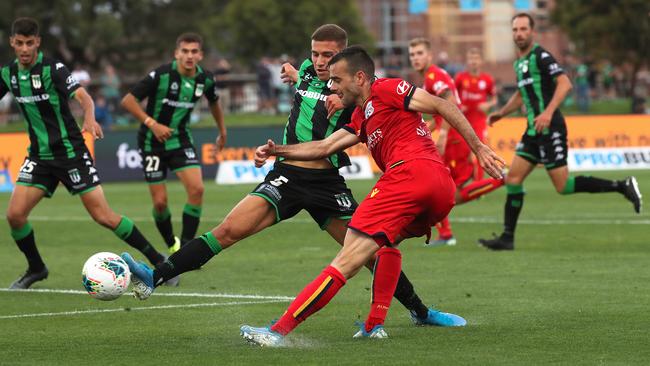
[455,48,498,180]
[240,46,505,346]
[409,38,505,247]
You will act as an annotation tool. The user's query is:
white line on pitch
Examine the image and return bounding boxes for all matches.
[0,299,287,320]
[0,288,293,300]
[25,215,650,225]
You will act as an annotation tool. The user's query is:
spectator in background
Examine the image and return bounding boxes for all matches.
[99,64,121,118]
[71,63,91,88]
[94,94,113,129]
[256,57,275,114]
[575,60,590,112]
[601,60,615,99]
[214,58,232,112]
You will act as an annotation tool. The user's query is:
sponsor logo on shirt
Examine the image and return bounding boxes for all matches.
[367,128,383,150]
[15,94,50,103]
[296,89,328,102]
[65,75,79,90]
[518,77,534,88]
[370,188,380,198]
[396,80,411,95]
[195,83,204,97]
[161,98,195,108]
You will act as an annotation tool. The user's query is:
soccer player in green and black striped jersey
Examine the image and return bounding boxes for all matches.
[2,17,168,289]
[478,13,642,251]
[121,33,226,252]
[122,25,450,329]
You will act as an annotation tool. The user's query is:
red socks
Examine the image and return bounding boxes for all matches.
[365,247,402,332]
[458,177,504,203]
[435,216,453,238]
[271,265,346,336]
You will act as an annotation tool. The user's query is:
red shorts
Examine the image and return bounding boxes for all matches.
[444,137,474,186]
[348,159,456,245]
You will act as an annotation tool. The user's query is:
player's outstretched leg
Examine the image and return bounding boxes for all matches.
[410,308,467,327]
[120,252,154,300]
[559,175,642,213]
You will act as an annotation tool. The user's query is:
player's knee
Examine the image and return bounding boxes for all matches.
[187,183,204,201]
[555,182,567,194]
[505,174,522,186]
[152,201,168,214]
[6,209,27,228]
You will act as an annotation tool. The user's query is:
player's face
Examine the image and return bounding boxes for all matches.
[175,41,203,72]
[466,52,482,73]
[408,44,431,73]
[512,17,534,51]
[311,40,341,81]
[10,34,41,67]
[329,60,360,108]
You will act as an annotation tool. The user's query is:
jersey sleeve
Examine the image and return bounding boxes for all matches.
[0,70,8,99]
[376,78,416,110]
[130,69,158,101]
[51,61,81,98]
[297,59,312,82]
[203,74,219,103]
[538,49,564,78]
[342,107,364,135]
[424,69,452,97]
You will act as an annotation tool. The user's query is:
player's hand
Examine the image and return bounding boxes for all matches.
[478,102,491,113]
[534,110,552,133]
[325,94,344,119]
[215,133,227,152]
[475,143,506,180]
[82,119,104,140]
[487,112,502,126]
[280,63,298,85]
[151,122,173,142]
[254,139,276,168]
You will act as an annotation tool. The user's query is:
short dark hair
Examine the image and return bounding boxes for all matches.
[11,17,39,37]
[512,12,535,29]
[311,24,348,49]
[176,32,203,48]
[328,45,375,79]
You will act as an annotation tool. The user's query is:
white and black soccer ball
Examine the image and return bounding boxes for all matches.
[82,252,131,301]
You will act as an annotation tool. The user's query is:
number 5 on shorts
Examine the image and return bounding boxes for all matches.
[270,175,288,187]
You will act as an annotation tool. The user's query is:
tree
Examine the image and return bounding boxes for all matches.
[552,0,650,97]
[217,0,374,62]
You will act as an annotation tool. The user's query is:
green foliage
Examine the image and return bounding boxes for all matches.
[218,0,374,62]
[551,0,650,91]
[0,0,372,73]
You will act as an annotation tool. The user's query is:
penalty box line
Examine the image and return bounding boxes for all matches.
[0,299,288,320]
[0,288,294,301]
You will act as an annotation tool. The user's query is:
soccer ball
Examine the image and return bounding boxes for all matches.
[82,252,131,301]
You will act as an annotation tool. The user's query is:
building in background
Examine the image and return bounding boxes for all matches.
[354,0,570,85]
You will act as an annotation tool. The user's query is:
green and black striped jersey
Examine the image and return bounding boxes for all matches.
[131,61,218,152]
[514,44,566,136]
[284,59,355,168]
[0,52,87,160]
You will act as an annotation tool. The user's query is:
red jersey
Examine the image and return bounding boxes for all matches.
[454,71,495,123]
[422,64,462,139]
[345,78,443,172]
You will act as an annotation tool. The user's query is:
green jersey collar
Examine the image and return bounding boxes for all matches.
[172,60,202,79]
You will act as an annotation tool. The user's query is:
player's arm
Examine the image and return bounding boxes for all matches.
[73,87,103,139]
[534,74,572,132]
[254,129,360,168]
[280,62,299,85]
[121,93,172,142]
[208,100,227,151]
[488,90,523,125]
[408,88,505,178]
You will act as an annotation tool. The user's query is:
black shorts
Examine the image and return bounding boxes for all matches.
[140,147,200,183]
[15,152,101,197]
[250,162,358,229]
[515,124,568,170]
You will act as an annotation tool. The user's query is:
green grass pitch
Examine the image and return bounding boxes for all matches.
[0,169,648,365]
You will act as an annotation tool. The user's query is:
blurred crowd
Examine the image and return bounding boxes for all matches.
[0,52,649,128]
